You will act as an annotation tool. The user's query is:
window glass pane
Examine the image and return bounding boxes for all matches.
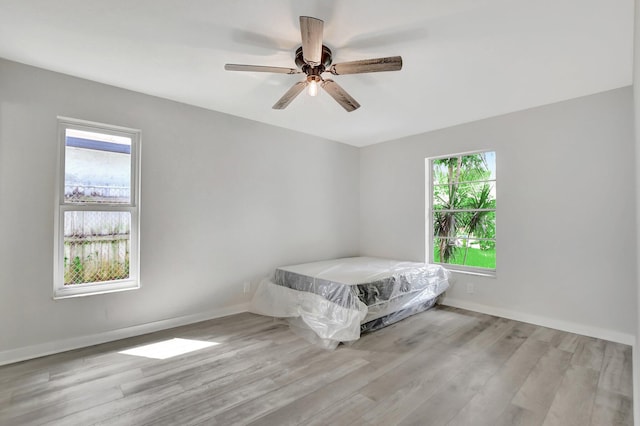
[433,182,496,211]
[431,150,496,271]
[64,211,130,285]
[433,237,496,269]
[433,152,496,184]
[64,129,131,204]
[433,211,495,239]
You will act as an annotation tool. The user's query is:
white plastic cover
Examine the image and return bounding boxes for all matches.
[250,257,450,348]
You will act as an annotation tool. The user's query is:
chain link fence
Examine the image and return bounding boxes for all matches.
[64,211,130,285]
[65,184,130,204]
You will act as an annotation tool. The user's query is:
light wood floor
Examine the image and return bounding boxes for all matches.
[0,306,633,425]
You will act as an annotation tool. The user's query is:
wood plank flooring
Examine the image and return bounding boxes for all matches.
[0,306,633,425]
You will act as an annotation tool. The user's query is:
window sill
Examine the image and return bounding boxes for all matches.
[53,282,139,300]
[441,266,496,278]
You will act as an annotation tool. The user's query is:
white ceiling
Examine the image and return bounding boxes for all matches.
[0,0,633,147]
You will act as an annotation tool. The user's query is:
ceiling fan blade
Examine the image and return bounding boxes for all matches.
[321,79,360,112]
[225,64,301,74]
[272,81,308,110]
[300,16,324,66]
[329,56,403,75]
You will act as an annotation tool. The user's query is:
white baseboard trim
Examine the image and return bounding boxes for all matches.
[0,303,250,366]
[441,297,636,346]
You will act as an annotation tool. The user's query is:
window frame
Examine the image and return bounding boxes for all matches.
[53,117,141,299]
[426,150,496,277]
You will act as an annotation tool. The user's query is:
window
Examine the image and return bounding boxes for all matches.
[54,118,140,298]
[428,151,496,275]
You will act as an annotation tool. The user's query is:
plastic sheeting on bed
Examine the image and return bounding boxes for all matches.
[250,257,450,349]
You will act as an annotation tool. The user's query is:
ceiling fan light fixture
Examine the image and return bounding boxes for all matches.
[307,75,321,97]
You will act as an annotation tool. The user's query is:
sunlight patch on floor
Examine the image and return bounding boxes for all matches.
[118,338,219,359]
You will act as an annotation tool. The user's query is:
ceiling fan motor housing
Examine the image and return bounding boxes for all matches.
[295,45,333,76]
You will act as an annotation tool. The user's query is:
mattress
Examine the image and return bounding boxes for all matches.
[250,257,450,349]
[274,257,449,322]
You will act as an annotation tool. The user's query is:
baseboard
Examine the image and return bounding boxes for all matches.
[441,297,635,346]
[0,303,250,366]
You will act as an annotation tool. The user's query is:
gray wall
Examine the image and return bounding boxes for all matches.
[0,59,360,360]
[360,87,637,342]
[1,57,636,365]
[633,0,640,421]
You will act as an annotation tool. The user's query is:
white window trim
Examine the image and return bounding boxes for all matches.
[53,117,141,299]
[425,150,497,278]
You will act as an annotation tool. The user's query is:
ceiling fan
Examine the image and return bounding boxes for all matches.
[224,16,403,112]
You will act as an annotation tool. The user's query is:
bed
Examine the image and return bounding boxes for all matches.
[250,256,450,348]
